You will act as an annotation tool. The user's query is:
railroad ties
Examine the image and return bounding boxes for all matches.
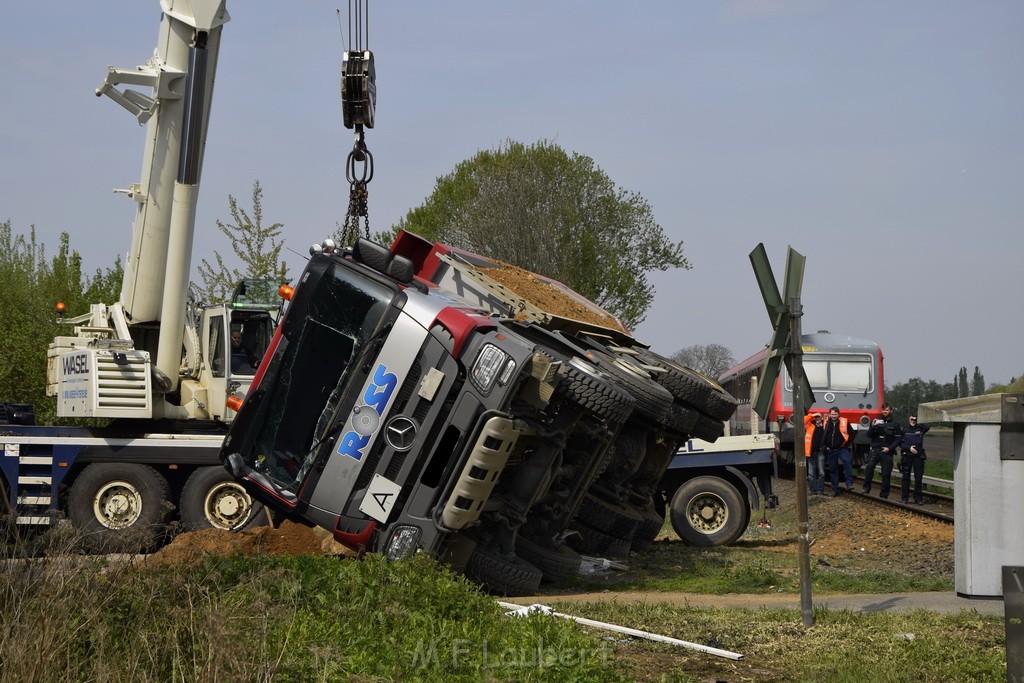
[842,474,954,524]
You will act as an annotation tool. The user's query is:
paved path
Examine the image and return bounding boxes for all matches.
[510,590,1004,617]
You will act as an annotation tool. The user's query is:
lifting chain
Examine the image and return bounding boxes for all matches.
[340,131,373,246]
[339,0,375,247]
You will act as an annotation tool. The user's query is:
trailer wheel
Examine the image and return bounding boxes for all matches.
[463,545,543,597]
[69,463,171,553]
[180,466,267,531]
[669,476,748,547]
[515,536,582,583]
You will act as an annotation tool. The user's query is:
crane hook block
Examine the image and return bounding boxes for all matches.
[341,50,376,130]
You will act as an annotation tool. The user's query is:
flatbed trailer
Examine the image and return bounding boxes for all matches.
[658,433,778,546]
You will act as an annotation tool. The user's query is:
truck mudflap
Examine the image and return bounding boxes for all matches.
[440,415,521,529]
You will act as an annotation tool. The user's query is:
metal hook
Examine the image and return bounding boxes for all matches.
[346,147,374,184]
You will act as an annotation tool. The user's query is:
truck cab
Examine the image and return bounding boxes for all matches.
[195,279,280,422]
[223,240,571,568]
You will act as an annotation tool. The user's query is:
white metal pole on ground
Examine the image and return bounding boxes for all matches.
[497,602,745,661]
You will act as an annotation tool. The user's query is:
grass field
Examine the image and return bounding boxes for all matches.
[0,527,1006,682]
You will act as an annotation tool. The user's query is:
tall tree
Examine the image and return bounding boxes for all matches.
[671,343,736,379]
[885,377,958,420]
[972,366,985,396]
[958,366,969,398]
[195,180,288,303]
[0,223,122,422]
[395,139,690,328]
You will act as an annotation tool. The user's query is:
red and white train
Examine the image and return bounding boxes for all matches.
[719,331,885,466]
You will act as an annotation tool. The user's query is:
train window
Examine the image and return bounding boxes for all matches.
[803,361,829,388]
[785,355,872,392]
[831,360,871,391]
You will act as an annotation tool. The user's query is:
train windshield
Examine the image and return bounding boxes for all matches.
[790,354,873,392]
[236,262,396,494]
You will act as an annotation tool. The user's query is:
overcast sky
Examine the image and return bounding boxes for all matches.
[2,1,1021,386]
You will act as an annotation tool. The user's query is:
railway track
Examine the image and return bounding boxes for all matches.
[834,475,954,524]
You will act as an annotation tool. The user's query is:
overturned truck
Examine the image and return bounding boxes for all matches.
[222,232,739,595]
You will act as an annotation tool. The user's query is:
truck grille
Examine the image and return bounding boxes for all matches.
[95,354,150,409]
[355,359,422,491]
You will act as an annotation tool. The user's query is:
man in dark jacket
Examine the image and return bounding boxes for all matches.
[821,406,854,496]
[230,329,259,374]
[900,415,930,504]
[862,403,902,499]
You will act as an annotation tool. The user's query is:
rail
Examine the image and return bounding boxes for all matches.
[845,475,954,524]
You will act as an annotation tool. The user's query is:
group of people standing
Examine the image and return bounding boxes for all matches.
[802,403,930,504]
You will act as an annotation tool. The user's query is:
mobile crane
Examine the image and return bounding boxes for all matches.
[0,1,277,550]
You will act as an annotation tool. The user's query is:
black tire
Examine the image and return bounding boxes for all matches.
[581,351,673,422]
[463,546,543,597]
[631,505,667,551]
[68,463,171,553]
[670,405,725,443]
[574,492,642,538]
[669,476,747,547]
[633,348,739,421]
[551,353,634,424]
[725,502,751,546]
[515,536,582,583]
[597,427,646,483]
[180,466,267,531]
[567,520,632,560]
[0,473,14,538]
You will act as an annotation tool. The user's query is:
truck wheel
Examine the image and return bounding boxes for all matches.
[567,520,632,559]
[582,350,673,422]
[633,348,739,421]
[180,466,267,531]
[68,463,171,553]
[574,492,642,538]
[670,406,725,443]
[0,473,12,537]
[463,546,543,597]
[631,506,666,551]
[669,476,747,547]
[515,536,582,583]
[548,352,634,425]
[726,504,751,546]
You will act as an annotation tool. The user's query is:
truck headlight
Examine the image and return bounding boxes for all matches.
[471,344,511,393]
[385,525,421,560]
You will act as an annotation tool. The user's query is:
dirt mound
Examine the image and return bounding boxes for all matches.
[482,260,625,331]
[144,520,357,567]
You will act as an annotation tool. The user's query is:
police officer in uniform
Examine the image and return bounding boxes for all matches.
[900,415,930,504]
[862,403,902,499]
